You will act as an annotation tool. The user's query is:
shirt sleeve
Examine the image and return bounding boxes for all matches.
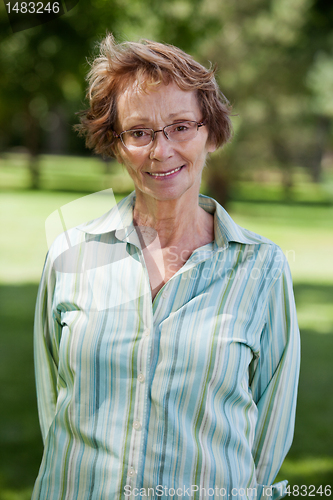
[249,254,300,500]
[34,251,62,444]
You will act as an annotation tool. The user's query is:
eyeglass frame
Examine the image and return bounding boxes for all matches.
[113,120,206,149]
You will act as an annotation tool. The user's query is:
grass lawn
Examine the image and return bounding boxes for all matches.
[0,185,332,498]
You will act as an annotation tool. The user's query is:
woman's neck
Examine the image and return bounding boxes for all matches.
[132,191,214,250]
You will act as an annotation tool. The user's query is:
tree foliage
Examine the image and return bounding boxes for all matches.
[0,0,221,187]
[198,0,333,202]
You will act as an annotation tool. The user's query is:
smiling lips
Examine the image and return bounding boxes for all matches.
[147,165,184,178]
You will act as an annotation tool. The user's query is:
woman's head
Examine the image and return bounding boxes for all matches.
[76,34,233,158]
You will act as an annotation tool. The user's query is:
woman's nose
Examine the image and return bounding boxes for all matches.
[149,130,174,160]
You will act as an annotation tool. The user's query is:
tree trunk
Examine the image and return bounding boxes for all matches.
[272,137,293,200]
[206,170,231,208]
[25,112,41,190]
[310,116,330,183]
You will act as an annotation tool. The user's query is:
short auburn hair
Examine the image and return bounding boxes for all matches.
[76,34,233,158]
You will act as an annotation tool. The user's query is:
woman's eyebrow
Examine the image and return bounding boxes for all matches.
[168,111,193,118]
[123,111,194,128]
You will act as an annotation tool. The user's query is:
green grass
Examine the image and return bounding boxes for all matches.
[231,180,333,204]
[230,202,333,287]
[0,285,40,499]
[0,152,135,193]
[0,191,126,283]
[0,180,332,496]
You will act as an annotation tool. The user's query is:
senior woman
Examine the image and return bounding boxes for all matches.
[32,35,300,500]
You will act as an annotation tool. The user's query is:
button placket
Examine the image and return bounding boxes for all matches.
[126,306,152,486]
[125,468,137,500]
[127,467,136,477]
[133,420,142,431]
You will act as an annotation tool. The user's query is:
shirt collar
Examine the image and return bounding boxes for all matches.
[78,191,268,249]
[77,191,137,242]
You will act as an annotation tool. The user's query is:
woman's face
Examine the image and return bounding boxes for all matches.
[115,82,216,204]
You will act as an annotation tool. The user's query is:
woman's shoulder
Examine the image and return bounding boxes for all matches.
[201,194,290,278]
[46,191,135,258]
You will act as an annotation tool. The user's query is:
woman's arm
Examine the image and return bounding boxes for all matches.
[250,255,301,499]
[34,252,61,444]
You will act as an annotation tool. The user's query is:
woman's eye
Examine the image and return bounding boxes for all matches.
[175,125,188,132]
[131,130,146,138]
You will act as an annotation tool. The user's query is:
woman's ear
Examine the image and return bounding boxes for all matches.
[108,131,123,164]
[112,145,123,165]
[206,140,217,154]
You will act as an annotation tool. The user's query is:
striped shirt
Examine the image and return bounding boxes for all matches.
[32,192,300,500]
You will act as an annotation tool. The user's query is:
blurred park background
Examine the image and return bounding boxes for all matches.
[0,0,333,498]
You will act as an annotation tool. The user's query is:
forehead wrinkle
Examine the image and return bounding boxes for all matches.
[117,82,200,130]
[124,110,195,126]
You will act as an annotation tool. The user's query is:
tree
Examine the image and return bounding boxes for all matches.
[196,0,333,203]
[0,0,222,188]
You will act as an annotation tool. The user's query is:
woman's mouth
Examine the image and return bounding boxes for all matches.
[147,165,185,179]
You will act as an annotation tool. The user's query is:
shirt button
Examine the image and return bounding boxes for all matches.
[133,421,142,431]
[137,373,145,383]
[128,467,136,477]
[144,329,150,336]
[162,290,168,298]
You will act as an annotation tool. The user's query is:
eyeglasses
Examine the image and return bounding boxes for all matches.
[113,120,205,149]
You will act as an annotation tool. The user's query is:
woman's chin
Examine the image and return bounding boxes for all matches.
[135,183,190,204]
